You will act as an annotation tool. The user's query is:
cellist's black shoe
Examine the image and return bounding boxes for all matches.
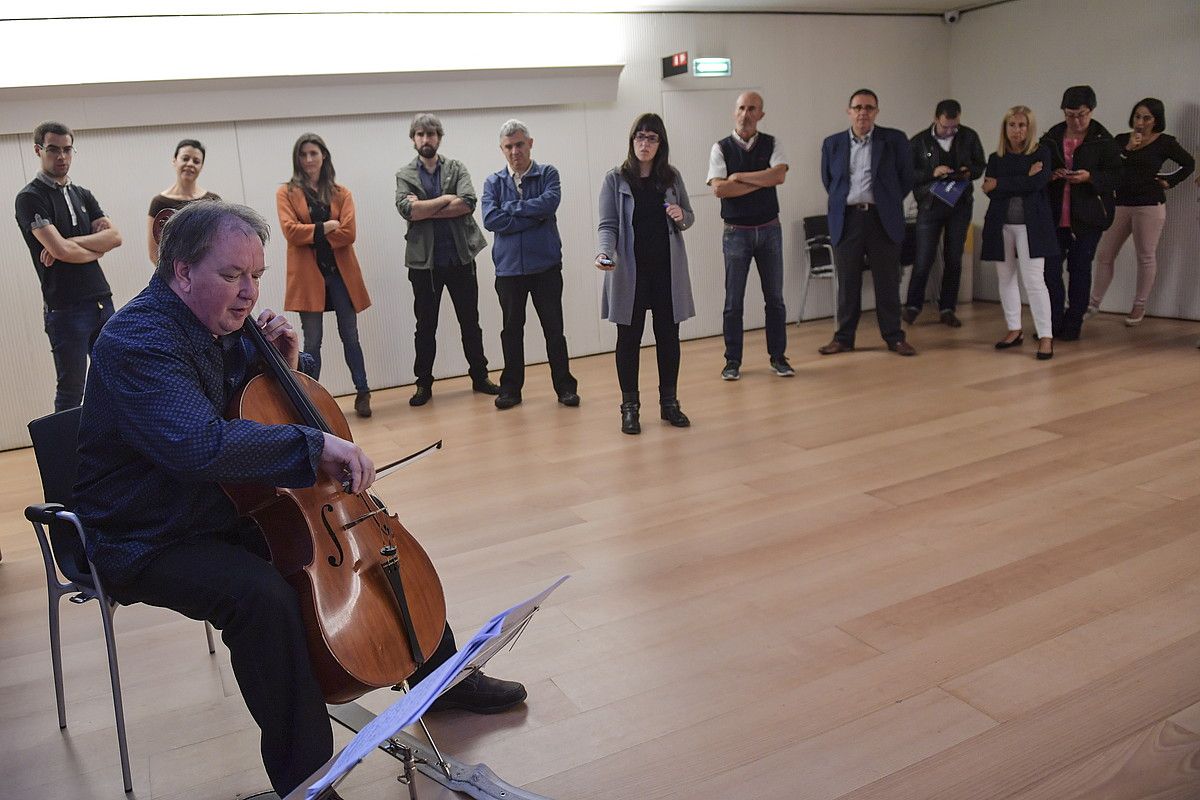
[428,671,527,714]
[472,378,501,395]
[409,386,432,407]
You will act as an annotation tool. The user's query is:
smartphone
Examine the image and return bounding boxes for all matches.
[597,255,613,267]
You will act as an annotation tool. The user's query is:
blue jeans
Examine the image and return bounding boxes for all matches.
[299,272,369,393]
[906,198,972,313]
[722,222,787,364]
[1046,227,1102,338]
[43,295,114,412]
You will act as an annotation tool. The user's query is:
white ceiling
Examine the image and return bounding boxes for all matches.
[2,0,996,20]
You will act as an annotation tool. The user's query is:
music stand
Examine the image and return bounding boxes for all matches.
[285,576,567,800]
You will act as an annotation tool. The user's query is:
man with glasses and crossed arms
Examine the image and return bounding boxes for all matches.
[15,121,123,410]
[819,89,916,357]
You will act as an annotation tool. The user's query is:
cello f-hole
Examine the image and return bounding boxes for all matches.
[321,503,346,567]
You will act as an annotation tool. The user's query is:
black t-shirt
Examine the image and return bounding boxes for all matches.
[304,192,339,277]
[631,178,669,273]
[631,178,671,309]
[15,174,112,309]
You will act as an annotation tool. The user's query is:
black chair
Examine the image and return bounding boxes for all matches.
[24,407,215,794]
[797,214,837,323]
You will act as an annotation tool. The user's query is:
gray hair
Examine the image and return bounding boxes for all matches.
[409,113,444,139]
[498,119,530,139]
[156,200,270,282]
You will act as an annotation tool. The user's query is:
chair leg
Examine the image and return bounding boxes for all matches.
[797,274,812,326]
[204,620,216,655]
[47,589,67,729]
[98,601,133,793]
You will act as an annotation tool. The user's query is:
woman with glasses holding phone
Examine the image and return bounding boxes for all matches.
[1089,98,1194,325]
[596,113,696,435]
[1038,85,1121,341]
[981,106,1057,360]
[276,133,374,417]
[147,139,220,263]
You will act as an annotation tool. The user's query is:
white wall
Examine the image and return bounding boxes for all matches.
[0,11,949,449]
[950,0,1200,316]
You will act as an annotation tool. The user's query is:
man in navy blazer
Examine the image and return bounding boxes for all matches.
[819,89,917,356]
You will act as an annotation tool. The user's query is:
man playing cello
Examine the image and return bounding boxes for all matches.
[75,201,525,798]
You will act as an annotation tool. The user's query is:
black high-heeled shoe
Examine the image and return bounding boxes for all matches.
[1036,338,1054,360]
[994,332,1024,350]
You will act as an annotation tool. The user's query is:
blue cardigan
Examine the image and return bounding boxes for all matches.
[481,162,563,276]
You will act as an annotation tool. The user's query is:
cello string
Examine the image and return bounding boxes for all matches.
[242,317,332,434]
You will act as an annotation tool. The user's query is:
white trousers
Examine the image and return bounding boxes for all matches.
[996,223,1053,338]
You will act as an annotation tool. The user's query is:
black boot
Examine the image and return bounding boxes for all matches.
[620,391,641,435]
[659,393,690,428]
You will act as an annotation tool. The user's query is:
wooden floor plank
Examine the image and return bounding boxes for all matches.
[830,632,1200,800]
[999,720,1200,800]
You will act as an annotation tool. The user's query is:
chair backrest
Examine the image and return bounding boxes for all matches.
[27,407,94,586]
[801,215,834,272]
[802,214,830,241]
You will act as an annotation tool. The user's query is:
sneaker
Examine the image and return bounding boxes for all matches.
[1083,304,1100,320]
[721,361,740,381]
[428,670,527,714]
[769,356,795,377]
[1124,303,1146,326]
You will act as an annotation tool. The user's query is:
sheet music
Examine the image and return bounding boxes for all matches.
[293,576,569,800]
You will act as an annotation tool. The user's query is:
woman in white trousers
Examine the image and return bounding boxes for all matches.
[981,106,1057,360]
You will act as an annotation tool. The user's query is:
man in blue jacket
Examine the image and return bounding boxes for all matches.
[819,89,917,356]
[481,119,579,409]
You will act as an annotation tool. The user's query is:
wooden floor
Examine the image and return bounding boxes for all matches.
[2,301,1200,800]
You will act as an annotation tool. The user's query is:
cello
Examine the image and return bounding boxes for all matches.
[223,317,446,704]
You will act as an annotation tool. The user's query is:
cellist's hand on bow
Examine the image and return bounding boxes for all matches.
[320,434,376,494]
[256,309,301,370]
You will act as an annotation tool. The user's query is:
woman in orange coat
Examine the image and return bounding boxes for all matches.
[277,133,374,417]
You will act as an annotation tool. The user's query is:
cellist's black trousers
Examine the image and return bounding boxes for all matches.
[108,524,457,798]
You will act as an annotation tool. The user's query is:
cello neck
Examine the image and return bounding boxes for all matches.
[239,317,331,434]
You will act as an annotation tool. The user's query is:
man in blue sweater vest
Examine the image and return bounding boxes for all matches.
[707,91,793,381]
[481,119,579,410]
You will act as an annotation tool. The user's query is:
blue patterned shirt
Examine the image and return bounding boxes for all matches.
[76,275,324,586]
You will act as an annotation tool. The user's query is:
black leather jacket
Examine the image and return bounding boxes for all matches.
[910,124,986,210]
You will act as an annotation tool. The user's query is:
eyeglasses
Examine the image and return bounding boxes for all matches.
[850,105,878,113]
[1063,109,1091,119]
[38,144,76,156]
[633,133,660,144]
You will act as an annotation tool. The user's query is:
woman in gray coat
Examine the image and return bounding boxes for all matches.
[596,113,696,435]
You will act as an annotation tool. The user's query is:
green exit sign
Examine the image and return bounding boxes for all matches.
[693,57,732,78]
